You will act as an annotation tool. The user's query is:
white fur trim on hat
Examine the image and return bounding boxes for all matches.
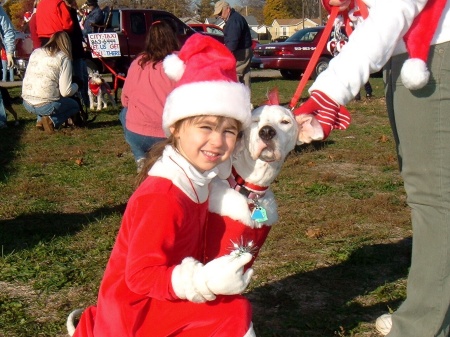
[162,81,251,136]
[163,54,185,82]
[401,58,430,91]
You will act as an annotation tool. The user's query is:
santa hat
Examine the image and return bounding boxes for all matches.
[162,34,251,136]
[401,0,447,90]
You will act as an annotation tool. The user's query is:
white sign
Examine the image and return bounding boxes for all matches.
[87,33,121,58]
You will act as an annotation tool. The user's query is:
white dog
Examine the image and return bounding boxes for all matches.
[88,72,116,111]
[205,104,302,270]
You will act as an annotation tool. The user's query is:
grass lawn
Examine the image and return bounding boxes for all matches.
[0,75,410,337]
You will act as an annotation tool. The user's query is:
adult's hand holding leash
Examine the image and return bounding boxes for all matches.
[293,90,351,140]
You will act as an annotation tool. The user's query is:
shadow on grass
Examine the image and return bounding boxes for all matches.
[249,239,411,337]
[0,204,127,254]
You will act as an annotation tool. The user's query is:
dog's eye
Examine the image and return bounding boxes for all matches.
[281,120,291,125]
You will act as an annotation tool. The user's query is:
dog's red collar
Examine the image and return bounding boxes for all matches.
[227,166,269,199]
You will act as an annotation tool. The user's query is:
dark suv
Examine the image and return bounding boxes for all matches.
[253,26,340,80]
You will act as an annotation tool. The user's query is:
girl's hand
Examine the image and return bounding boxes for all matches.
[172,254,253,303]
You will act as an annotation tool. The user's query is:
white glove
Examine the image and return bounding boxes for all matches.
[199,252,254,296]
[6,53,13,69]
[171,253,254,303]
[172,257,216,303]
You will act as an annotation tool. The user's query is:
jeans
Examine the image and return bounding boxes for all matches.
[119,108,165,161]
[72,58,89,107]
[1,59,13,82]
[384,41,450,337]
[0,89,7,126]
[23,97,80,128]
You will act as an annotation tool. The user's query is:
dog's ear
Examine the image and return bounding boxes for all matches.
[296,114,324,144]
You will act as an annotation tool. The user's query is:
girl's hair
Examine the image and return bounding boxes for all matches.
[43,31,73,60]
[138,20,180,69]
[135,115,242,187]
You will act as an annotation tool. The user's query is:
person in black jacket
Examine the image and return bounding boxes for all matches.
[65,0,89,107]
[214,1,253,89]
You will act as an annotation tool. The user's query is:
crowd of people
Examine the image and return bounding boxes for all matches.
[1,0,449,336]
[0,0,103,131]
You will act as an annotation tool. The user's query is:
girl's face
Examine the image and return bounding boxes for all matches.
[170,116,240,173]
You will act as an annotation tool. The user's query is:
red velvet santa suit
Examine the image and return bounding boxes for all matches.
[205,172,278,271]
[73,146,252,337]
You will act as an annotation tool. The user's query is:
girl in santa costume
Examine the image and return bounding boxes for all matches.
[67,34,256,337]
[295,0,450,336]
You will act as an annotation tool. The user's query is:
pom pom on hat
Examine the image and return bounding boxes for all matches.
[162,34,251,136]
[401,0,446,90]
[163,54,185,82]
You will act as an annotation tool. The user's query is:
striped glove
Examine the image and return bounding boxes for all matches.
[293,90,351,140]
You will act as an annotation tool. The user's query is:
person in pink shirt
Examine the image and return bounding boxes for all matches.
[120,20,179,172]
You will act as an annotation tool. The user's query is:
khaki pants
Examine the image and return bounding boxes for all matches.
[384,41,450,337]
[234,47,252,89]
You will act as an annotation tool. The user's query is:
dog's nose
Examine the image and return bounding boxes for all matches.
[259,126,276,141]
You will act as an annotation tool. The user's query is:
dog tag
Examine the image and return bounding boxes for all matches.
[251,205,268,223]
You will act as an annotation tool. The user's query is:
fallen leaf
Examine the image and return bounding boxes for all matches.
[75,158,84,166]
[379,135,389,143]
[305,227,323,239]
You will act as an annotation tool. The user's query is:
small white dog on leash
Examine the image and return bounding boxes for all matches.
[88,71,116,111]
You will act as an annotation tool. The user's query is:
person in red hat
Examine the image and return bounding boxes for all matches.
[66,34,257,337]
[295,0,450,336]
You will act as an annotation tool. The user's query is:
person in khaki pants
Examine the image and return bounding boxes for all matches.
[294,0,450,336]
[213,1,253,90]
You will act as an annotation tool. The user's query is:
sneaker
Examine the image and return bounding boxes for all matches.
[375,313,392,335]
[366,93,373,98]
[355,93,361,101]
[136,158,146,174]
[41,116,55,134]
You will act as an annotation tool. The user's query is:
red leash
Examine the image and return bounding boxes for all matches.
[288,1,369,109]
[288,6,339,109]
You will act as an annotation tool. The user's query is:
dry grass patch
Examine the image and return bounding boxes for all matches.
[0,78,412,337]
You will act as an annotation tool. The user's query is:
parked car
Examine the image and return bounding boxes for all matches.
[189,23,224,37]
[189,23,258,50]
[13,31,33,79]
[253,26,342,80]
[272,35,289,42]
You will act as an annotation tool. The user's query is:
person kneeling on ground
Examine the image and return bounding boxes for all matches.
[22,31,79,134]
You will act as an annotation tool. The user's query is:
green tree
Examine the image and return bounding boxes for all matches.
[287,0,322,21]
[241,0,265,26]
[4,0,34,30]
[263,0,292,25]
[196,0,214,21]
